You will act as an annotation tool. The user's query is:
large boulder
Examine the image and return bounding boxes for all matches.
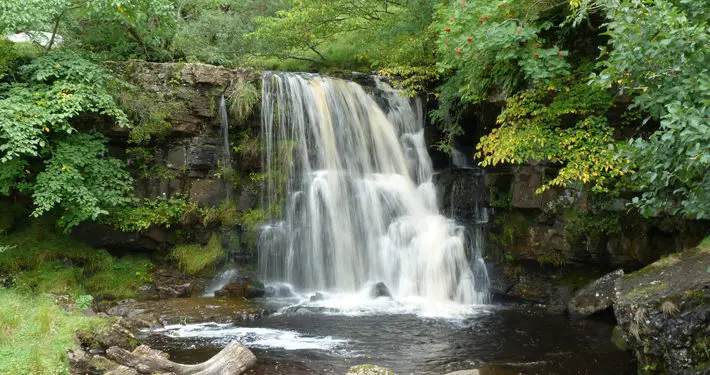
[568,269,624,318]
[369,282,392,298]
[613,239,710,373]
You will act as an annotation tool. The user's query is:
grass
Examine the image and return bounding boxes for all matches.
[170,233,224,275]
[0,289,104,375]
[0,224,153,298]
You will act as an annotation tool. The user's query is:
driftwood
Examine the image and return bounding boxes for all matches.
[105,341,256,375]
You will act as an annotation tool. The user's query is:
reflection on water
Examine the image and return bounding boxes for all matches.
[140,304,634,375]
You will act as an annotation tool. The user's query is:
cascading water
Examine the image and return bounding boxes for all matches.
[258,72,489,305]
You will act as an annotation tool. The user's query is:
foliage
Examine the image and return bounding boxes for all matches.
[250,0,436,70]
[108,195,200,232]
[0,289,104,375]
[0,224,153,298]
[170,233,224,275]
[61,0,177,61]
[431,0,572,151]
[29,133,134,230]
[590,0,710,219]
[476,80,632,193]
[111,85,185,145]
[226,80,260,124]
[0,52,135,230]
[172,0,288,66]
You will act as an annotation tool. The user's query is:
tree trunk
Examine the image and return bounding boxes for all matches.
[105,341,256,375]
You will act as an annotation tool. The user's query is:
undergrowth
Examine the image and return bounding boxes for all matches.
[0,225,152,298]
[170,233,224,275]
[0,289,104,375]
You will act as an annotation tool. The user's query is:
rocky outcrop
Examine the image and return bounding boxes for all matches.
[568,269,624,318]
[613,240,710,373]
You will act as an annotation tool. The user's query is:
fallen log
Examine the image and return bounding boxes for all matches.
[105,341,256,375]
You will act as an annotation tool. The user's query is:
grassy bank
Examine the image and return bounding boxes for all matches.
[0,289,104,374]
[0,224,153,299]
[0,224,156,374]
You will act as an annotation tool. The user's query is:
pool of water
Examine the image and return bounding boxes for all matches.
[138,296,634,374]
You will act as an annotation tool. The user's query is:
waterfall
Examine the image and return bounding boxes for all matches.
[258,72,489,305]
[219,96,231,168]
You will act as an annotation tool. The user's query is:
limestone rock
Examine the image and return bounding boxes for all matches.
[567,269,624,318]
[613,241,710,373]
[346,364,396,375]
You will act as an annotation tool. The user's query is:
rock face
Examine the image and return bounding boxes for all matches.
[568,269,624,318]
[613,240,710,373]
[71,61,264,254]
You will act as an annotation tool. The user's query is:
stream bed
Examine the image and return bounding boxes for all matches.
[137,297,635,375]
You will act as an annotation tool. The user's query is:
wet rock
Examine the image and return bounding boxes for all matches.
[613,241,710,373]
[189,178,226,206]
[265,284,294,298]
[215,282,249,298]
[511,166,558,209]
[442,371,481,375]
[369,282,392,298]
[310,292,325,302]
[186,145,217,170]
[107,298,264,325]
[568,269,624,318]
[346,364,396,375]
[76,321,137,353]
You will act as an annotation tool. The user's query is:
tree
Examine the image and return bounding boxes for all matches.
[591,0,710,218]
[0,50,134,230]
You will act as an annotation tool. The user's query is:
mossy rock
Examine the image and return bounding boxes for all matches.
[614,238,710,373]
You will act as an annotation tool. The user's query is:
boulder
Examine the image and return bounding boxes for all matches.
[310,292,325,302]
[214,282,249,298]
[369,282,392,298]
[346,364,395,375]
[567,269,624,318]
[265,283,295,298]
[613,240,710,373]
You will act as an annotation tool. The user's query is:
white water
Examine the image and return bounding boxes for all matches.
[202,269,238,297]
[258,72,489,307]
[148,323,347,352]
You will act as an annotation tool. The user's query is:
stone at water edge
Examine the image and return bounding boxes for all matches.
[369,282,392,298]
[346,364,396,375]
[567,269,624,318]
[613,241,710,373]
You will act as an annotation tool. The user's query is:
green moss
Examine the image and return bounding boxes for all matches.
[203,201,241,227]
[623,282,669,302]
[170,233,224,275]
[0,289,104,375]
